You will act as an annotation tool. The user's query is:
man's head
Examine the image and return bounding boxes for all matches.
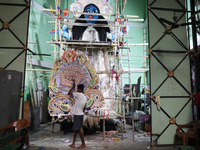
[77,84,84,92]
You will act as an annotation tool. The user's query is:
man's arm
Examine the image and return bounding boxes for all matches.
[83,104,86,113]
[68,80,75,96]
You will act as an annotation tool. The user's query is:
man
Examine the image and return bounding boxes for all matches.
[68,83,87,149]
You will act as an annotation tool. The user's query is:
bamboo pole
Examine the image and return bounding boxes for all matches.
[54,19,58,59]
[29,55,38,106]
[43,8,139,18]
[39,75,51,77]
[26,63,34,107]
[114,0,119,114]
[26,69,51,72]
[127,47,134,140]
[64,47,110,49]
[122,0,127,15]
[51,116,55,133]
[47,41,148,46]
[50,51,59,53]
[47,41,112,46]
[119,42,125,139]
[48,21,127,27]
[132,116,135,141]
[26,68,149,73]
[51,17,144,22]
[103,97,149,100]
[122,43,149,46]
[143,26,148,113]
[122,54,148,57]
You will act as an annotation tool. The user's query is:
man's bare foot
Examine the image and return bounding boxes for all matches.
[77,144,86,149]
[69,143,75,148]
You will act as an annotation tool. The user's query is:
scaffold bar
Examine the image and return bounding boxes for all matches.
[124,43,148,46]
[43,8,139,18]
[118,46,130,49]
[122,54,148,58]
[47,41,112,46]
[48,21,127,27]
[26,69,51,72]
[51,17,144,22]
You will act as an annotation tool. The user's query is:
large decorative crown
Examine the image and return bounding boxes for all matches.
[70,0,113,19]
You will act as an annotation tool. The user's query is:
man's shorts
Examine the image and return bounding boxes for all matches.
[73,115,84,131]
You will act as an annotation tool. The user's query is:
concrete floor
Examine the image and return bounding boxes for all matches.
[28,123,186,150]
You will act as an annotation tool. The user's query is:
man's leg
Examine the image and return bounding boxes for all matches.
[77,128,86,149]
[69,130,76,148]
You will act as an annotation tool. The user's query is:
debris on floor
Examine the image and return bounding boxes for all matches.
[64,139,70,143]
[106,137,121,142]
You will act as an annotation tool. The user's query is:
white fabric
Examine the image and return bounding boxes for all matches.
[71,92,87,115]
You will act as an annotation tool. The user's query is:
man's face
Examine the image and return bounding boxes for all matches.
[84,4,99,24]
[77,88,82,92]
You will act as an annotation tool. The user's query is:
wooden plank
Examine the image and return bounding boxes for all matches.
[23,101,30,124]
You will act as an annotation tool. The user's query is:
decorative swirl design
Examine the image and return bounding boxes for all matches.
[48,49,104,116]
[70,0,113,19]
[48,94,75,116]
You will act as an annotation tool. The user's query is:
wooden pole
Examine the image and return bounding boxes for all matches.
[51,116,55,133]
[103,118,105,141]
[132,117,135,141]
[121,116,124,140]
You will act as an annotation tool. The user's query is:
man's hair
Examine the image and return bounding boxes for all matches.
[77,84,84,91]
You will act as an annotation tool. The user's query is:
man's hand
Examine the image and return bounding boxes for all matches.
[83,104,86,113]
[72,79,75,88]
